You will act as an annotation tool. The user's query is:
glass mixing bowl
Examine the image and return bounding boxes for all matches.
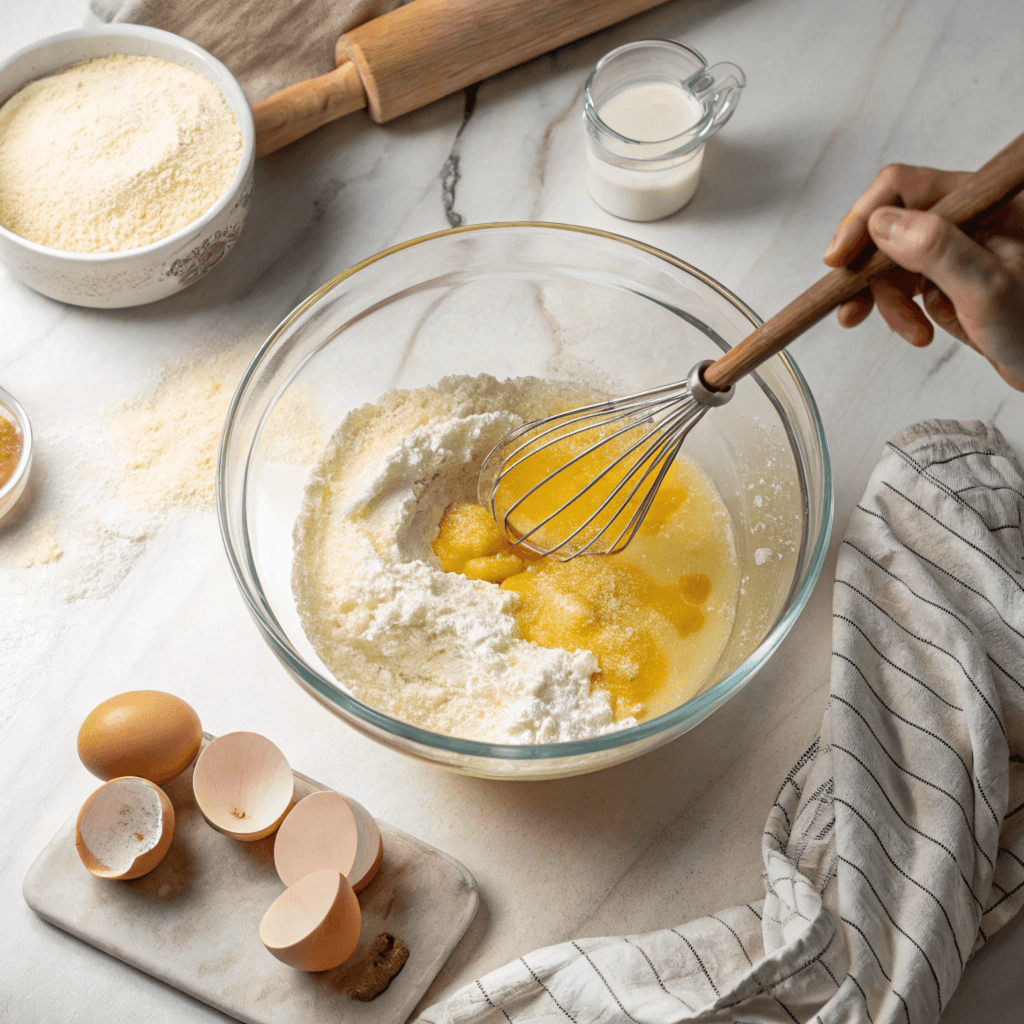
[219,223,832,779]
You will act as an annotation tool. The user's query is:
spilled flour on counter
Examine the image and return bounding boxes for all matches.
[109,344,326,515]
[293,375,633,745]
[109,346,252,513]
[0,337,324,733]
[4,343,252,597]
[3,337,325,597]
[17,521,63,568]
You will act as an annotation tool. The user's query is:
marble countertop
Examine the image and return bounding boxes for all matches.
[2,0,1022,1021]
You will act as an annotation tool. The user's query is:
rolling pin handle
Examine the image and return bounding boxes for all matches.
[253,61,368,158]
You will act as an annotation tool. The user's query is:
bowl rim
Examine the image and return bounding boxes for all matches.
[0,24,255,263]
[219,221,833,762]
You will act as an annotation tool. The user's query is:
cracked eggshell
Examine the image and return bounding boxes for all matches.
[77,690,202,784]
[75,777,175,880]
[260,867,362,972]
[192,731,295,841]
[274,790,383,894]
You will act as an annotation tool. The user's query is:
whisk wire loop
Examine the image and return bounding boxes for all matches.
[567,404,704,557]
[490,398,707,557]
[493,392,685,480]
[597,423,695,556]
[496,396,687,527]
[489,377,695,455]
[479,362,732,560]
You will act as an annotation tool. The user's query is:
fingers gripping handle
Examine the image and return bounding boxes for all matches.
[702,129,1024,392]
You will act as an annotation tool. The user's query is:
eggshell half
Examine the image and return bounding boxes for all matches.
[274,790,383,894]
[260,867,362,971]
[75,777,175,880]
[192,731,295,841]
[77,691,202,784]
[344,794,384,893]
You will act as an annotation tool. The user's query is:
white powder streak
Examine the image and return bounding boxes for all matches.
[0,337,319,736]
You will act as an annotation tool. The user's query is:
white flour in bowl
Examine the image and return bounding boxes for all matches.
[292,375,634,745]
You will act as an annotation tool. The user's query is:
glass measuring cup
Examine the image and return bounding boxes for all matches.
[583,39,746,221]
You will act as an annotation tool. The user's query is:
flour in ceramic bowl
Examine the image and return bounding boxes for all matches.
[292,375,635,744]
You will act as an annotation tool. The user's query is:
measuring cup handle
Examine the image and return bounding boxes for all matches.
[689,61,746,135]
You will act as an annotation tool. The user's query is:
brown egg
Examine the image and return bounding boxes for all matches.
[274,791,383,894]
[259,867,361,971]
[77,691,202,784]
[75,777,175,880]
[192,731,295,841]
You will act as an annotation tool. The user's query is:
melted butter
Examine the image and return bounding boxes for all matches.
[432,453,740,722]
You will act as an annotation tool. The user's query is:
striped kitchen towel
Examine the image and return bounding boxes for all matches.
[420,419,1024,1024]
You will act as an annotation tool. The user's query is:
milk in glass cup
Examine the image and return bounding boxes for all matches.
[584,40,745,221]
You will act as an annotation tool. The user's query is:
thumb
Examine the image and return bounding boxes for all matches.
[866,207,1008,324]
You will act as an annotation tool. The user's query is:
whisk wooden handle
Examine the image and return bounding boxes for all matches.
[703,129,1024,392]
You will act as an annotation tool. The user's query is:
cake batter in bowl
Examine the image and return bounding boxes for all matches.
[218,223,832,779]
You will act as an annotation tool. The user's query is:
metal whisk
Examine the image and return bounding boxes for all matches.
[479,130,1024,560]
[478,361,731,559]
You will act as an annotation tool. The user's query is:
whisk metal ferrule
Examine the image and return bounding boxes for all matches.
[687,360,734,407]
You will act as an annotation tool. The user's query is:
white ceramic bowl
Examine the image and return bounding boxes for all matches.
[0,26,255,308]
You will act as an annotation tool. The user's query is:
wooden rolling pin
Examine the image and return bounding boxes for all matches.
[253,0,672,157]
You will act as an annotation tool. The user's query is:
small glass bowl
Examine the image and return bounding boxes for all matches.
[218,223,832,780]
[0,385,32,522]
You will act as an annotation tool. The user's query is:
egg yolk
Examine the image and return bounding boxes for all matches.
[431,448,736,722]
[432,502,529,581]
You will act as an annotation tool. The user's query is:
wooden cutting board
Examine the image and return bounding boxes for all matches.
[23,735,479,1024]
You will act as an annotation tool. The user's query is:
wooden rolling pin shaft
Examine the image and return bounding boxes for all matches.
[703,129,1024,391]
[254,0,672,157]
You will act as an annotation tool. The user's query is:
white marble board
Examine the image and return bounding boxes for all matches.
[22,735,479,1024]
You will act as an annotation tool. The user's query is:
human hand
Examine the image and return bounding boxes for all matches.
[822,164,1024,390]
